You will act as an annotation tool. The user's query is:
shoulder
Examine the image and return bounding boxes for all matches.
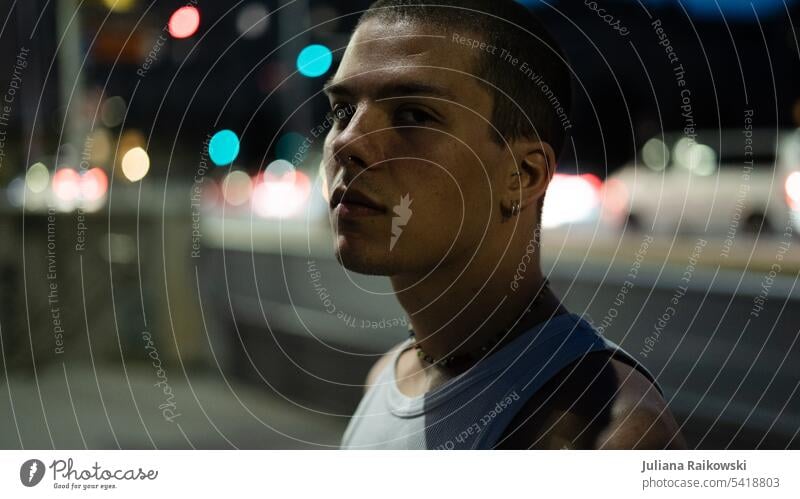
[593,356,687,449]
[497,350,687,449]
[363,340,409,393]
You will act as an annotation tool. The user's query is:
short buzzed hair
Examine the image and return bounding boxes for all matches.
[358,0,572,158]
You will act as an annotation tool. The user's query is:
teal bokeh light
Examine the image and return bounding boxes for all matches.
[296,44,333,78]
[209,129,240,166]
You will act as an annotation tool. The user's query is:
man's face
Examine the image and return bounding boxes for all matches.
[323,18,511,276]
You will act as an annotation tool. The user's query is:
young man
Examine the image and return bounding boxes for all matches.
[323,0,686,449]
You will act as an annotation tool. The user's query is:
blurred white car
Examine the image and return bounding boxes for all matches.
[601,128,800,235]
[542,172,602,229]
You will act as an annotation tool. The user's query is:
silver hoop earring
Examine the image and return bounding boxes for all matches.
[502,199,521,222]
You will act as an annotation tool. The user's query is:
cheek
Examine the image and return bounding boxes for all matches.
[400,165,492,244]
[322,137,335,178]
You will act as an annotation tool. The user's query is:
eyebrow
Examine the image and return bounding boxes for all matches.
[322,78,458,103]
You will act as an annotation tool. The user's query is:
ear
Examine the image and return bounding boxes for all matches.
[502,139,556,215]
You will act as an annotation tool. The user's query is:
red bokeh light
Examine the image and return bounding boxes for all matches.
[168,6,200,39]
[81,168,109,202]
[52,168,81,201]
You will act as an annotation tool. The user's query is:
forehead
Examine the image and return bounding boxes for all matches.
[325,18,490,108]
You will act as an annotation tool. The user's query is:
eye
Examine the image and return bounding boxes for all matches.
[395,106,435,126]
[327,103,355,126]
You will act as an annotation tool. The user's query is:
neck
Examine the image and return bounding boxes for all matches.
[391,228,564,370]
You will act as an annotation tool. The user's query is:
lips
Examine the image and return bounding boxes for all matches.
[329,186,386,212]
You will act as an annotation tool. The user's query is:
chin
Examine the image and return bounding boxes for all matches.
[332,234,397,275]
[333,234,447,277]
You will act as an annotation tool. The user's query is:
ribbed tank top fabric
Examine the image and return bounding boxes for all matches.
[340,312,662,449]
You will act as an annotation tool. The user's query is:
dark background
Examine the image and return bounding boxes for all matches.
[0,0,797,450]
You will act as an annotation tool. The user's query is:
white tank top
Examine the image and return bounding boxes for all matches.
[340,312,661,449]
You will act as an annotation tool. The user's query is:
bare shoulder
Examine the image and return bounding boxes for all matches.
[594,357,687,449]
[364,340,409,392]
[497,350,687,449]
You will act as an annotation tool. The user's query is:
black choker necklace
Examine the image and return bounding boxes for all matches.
[408,278,551,369]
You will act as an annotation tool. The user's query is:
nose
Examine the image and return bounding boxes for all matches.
[329,103,385,171]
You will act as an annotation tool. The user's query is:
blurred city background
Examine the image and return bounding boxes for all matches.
[0,0,798,449]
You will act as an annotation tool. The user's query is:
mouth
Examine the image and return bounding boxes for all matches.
[329,186,387,218]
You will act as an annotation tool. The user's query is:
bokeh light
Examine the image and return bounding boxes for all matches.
[600,177,630,224]
[542,174,600,228]
[168,6,201,39]
[236,3,270,39]
[102,0,136,13]
[101,96,127,127]
[209,130,241,166]
[686,143,717,176]
[252,165,310,218]
[121,147,150,182]
[296,44,332,77]
[52,168,82,202]
[25,162,50,193]
[786,171,800,210]
[7,177,25,207]
[222,170,253,206]
[264,159,296,183]
[672,137,717,175]
[81,168,109,202]
[642,137,670,171]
